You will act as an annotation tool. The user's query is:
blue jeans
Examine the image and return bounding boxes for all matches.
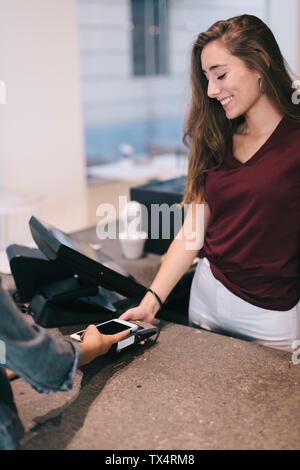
[0,282,83,450]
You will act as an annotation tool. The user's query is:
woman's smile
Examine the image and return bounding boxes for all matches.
[219,95,234,107]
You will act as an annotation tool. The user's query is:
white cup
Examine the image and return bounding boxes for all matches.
[119,231,148,259]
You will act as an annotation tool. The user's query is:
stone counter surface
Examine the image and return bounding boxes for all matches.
[3,228,300,449]
[11,321,300,450]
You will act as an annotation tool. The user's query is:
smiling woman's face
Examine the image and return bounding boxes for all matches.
[201,39,262,120]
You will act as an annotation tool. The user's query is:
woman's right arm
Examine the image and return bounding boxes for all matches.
[120,201,211,323]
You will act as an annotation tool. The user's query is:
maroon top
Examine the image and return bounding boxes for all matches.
[199,117,300,311]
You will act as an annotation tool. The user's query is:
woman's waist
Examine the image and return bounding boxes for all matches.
[198,248,299,280]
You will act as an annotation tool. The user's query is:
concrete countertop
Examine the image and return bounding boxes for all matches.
[5,228,300,449]
[11,321,300,450]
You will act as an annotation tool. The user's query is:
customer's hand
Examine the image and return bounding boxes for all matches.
[119,305,155,324]
[79,324,130,366]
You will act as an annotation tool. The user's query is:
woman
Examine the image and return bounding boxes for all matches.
[121,15,300,351]
[0,279,129,450]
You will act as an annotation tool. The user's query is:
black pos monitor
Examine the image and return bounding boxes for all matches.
[29,216,147,299]
[7,216,147,328]
[8,216,193,328]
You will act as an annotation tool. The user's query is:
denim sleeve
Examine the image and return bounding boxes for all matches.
[0,285,83,394]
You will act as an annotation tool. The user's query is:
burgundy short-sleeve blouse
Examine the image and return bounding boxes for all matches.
[199,117,300,311]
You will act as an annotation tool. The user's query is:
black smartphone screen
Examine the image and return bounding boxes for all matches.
[96,321,134,335]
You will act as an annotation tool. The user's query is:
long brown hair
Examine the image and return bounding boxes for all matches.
[182,14,300,204]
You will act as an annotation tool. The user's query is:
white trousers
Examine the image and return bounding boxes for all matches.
[188,257,300,352]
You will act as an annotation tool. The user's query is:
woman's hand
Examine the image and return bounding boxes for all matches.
[79,324,130,366]
[119,305,156,324]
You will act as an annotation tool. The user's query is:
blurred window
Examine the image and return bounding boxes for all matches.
[131,0,169,76]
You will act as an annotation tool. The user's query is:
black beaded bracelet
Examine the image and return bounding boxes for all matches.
[146,288,164,310]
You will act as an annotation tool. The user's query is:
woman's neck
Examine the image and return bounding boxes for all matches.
[240,96,284,137]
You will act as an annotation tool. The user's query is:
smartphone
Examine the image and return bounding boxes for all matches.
[70,319,140,351]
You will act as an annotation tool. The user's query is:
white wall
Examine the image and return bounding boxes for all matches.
[77,0,135,126]
[268,0,299,77]
[0,0,88,233]
[299,1,300,77]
